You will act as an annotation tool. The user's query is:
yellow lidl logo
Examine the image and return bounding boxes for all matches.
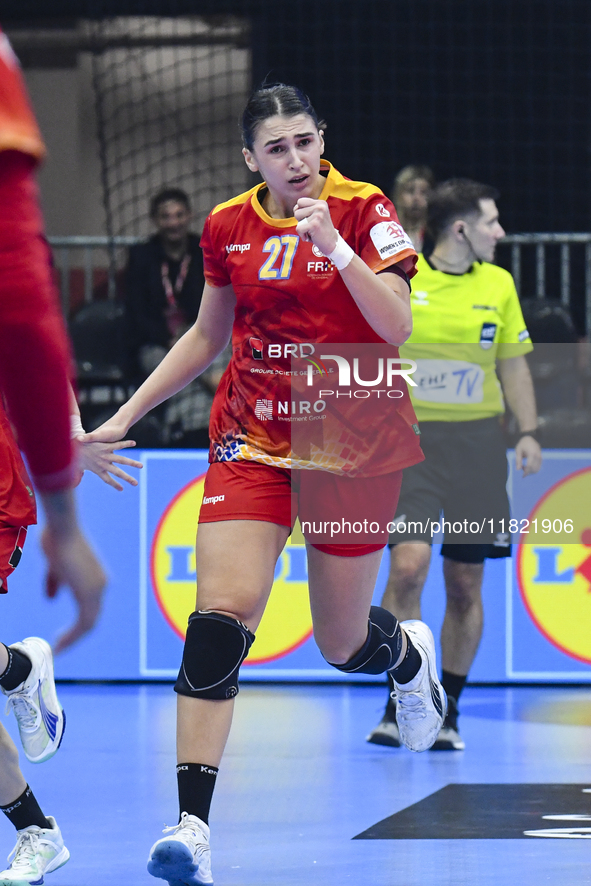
[150,474,313,664]
[517,467,591,663]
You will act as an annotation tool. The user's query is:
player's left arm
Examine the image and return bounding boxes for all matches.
[293,198,412,344]
[497,355,542,476]
[68,385,143,491]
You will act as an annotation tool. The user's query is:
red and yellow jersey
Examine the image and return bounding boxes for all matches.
[201,160,423,476]
[0,31,45,162]
[0,398,36,527]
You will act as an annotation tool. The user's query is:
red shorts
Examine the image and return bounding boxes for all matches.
[199,462,403,557]
[0,524,28,592]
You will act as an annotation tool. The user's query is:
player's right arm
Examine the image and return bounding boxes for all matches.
[84,282,235,443]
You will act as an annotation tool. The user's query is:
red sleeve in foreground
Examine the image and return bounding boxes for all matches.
[0,150,75,491]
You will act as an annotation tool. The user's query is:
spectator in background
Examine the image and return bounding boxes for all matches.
[125,188,228,448]
[391,165,435,252]
[125,187,203,379]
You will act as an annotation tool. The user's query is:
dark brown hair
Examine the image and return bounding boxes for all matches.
[427,178,499,241]
[150,188,191,219]
[241,83,326,151]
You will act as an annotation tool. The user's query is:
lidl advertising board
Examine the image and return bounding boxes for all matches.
[2,449,590,682]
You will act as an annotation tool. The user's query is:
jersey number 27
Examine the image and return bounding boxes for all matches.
[259,235,299,280]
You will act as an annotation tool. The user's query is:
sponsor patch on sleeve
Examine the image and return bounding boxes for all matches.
[369,221,414,261]
[518,329,531,342]
[479,322,497,350]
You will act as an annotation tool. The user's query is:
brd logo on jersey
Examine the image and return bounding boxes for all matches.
[250,337,263,359]
[517,467,591,664]
[247,336,316,361]
[151,475,313,664]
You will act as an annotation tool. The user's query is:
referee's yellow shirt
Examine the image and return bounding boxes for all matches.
[401,254,533,422]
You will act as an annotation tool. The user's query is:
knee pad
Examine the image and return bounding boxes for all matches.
[328,606,402,675]
[174,611,255,700]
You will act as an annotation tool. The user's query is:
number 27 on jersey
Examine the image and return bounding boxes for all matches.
[259,235,299,280]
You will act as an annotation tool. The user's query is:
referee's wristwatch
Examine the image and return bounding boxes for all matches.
[517,428,540,443]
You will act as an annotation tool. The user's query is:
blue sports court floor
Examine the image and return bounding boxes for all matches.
[3,683,591,886]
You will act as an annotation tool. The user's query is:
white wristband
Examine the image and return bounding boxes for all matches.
[326,234,355,271]
[70,414,85,439]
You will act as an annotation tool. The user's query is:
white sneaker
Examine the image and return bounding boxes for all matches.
[148,812,213,886]
[0,816,70,885]
[2,639,65,764]
[391,620,447,752]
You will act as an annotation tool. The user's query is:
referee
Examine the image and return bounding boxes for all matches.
[367,179,542,750]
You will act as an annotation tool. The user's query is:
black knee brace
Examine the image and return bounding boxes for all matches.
[174,611,255,700]
[328,606,402,675]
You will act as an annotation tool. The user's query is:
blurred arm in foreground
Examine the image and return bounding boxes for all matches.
[0,34,108,651]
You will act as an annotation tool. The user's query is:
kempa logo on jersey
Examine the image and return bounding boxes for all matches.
[202,495,225,505]
[226,243,251,253]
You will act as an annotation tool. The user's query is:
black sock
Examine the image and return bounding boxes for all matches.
[177,763,218,825]
[328,607,403,675]
[390,636,422,684]
[0,646,32,691]
[0,786,51,831]
[441,670,467,704]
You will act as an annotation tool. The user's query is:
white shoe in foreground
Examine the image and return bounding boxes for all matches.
[391,620,447,752]
[148,812,213,886]
[0,816,70,885]
[2,639,65,764]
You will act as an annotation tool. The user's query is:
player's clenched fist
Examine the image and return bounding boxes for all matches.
[294,198,338,256]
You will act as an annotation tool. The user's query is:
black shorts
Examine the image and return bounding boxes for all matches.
[388,417,511,564]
